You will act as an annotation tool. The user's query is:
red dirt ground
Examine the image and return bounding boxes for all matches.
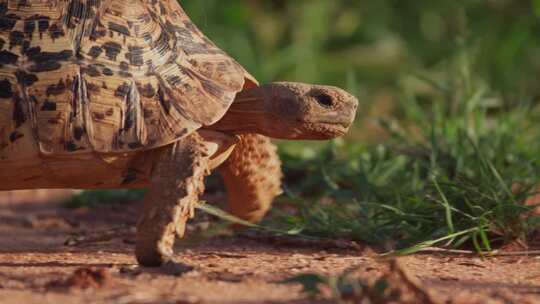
[1,190,540,303]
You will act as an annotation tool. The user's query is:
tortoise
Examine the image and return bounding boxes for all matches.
[0,0,358,266]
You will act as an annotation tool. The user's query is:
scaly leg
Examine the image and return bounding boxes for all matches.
[135,133,211,267]
[219,134,283,223]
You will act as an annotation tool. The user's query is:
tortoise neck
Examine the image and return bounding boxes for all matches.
[207,87,268,135]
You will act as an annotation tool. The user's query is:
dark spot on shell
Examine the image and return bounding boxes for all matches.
[108,22,130,36]
[9,31,24,49]
[23,20,36,39]
[93,112,105,120]
[85,64,101,77]
[29,61,62,72]
[21,40,30,54]
[24,46,40,57]
[138,83,156,98]
[48,23,65,40]
[0,50,18,64]
[115,83,130,98]
[88,45,103,58]
[86,82,101,92]
[27,49,73,63]
[26,49,72,73]
[73,127,84,140]
[0,15,18,31]
[119,61,129,71]
[46,79,66,96]
[118,61,132,77]
[102,68,113,76]
[12,95,26,127]
[41,100,57,111]
[0,79,13,98]
[9,131,23,142]
[15,70,38,86]
[38,17,50,38]
[125,46,143,66]
[102,42,121,61]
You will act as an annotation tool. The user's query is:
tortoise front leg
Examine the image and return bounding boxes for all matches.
[219,134,283,223]
[136,134,211,267]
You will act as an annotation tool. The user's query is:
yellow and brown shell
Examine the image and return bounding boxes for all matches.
[0,0,257,157]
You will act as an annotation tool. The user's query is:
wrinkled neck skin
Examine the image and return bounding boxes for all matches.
[208,86,294,139]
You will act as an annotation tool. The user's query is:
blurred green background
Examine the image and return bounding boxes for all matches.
[181,0,540,140]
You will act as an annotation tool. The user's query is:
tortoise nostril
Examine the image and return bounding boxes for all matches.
[315,93,334,107]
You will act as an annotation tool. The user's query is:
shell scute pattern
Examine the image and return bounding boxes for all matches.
[0,0,252,157]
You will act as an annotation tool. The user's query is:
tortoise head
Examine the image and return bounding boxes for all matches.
[212,82,358,140]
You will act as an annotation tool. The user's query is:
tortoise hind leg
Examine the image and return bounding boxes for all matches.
[136,134,211,267]
[219,134,282,223]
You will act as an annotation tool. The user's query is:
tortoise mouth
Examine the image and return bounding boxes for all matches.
[303,118,353,130]
[298,120,351,139]
[320,122,349,136]
[318,120,352,129]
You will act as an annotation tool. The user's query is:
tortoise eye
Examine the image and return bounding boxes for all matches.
[315,93,334,107]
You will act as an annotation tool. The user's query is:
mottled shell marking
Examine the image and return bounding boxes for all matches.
[0,0,254,156]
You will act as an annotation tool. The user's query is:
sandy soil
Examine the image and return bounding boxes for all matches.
[1,191,540,303]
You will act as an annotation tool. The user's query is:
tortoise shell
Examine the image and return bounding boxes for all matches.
[0,0,257,156]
